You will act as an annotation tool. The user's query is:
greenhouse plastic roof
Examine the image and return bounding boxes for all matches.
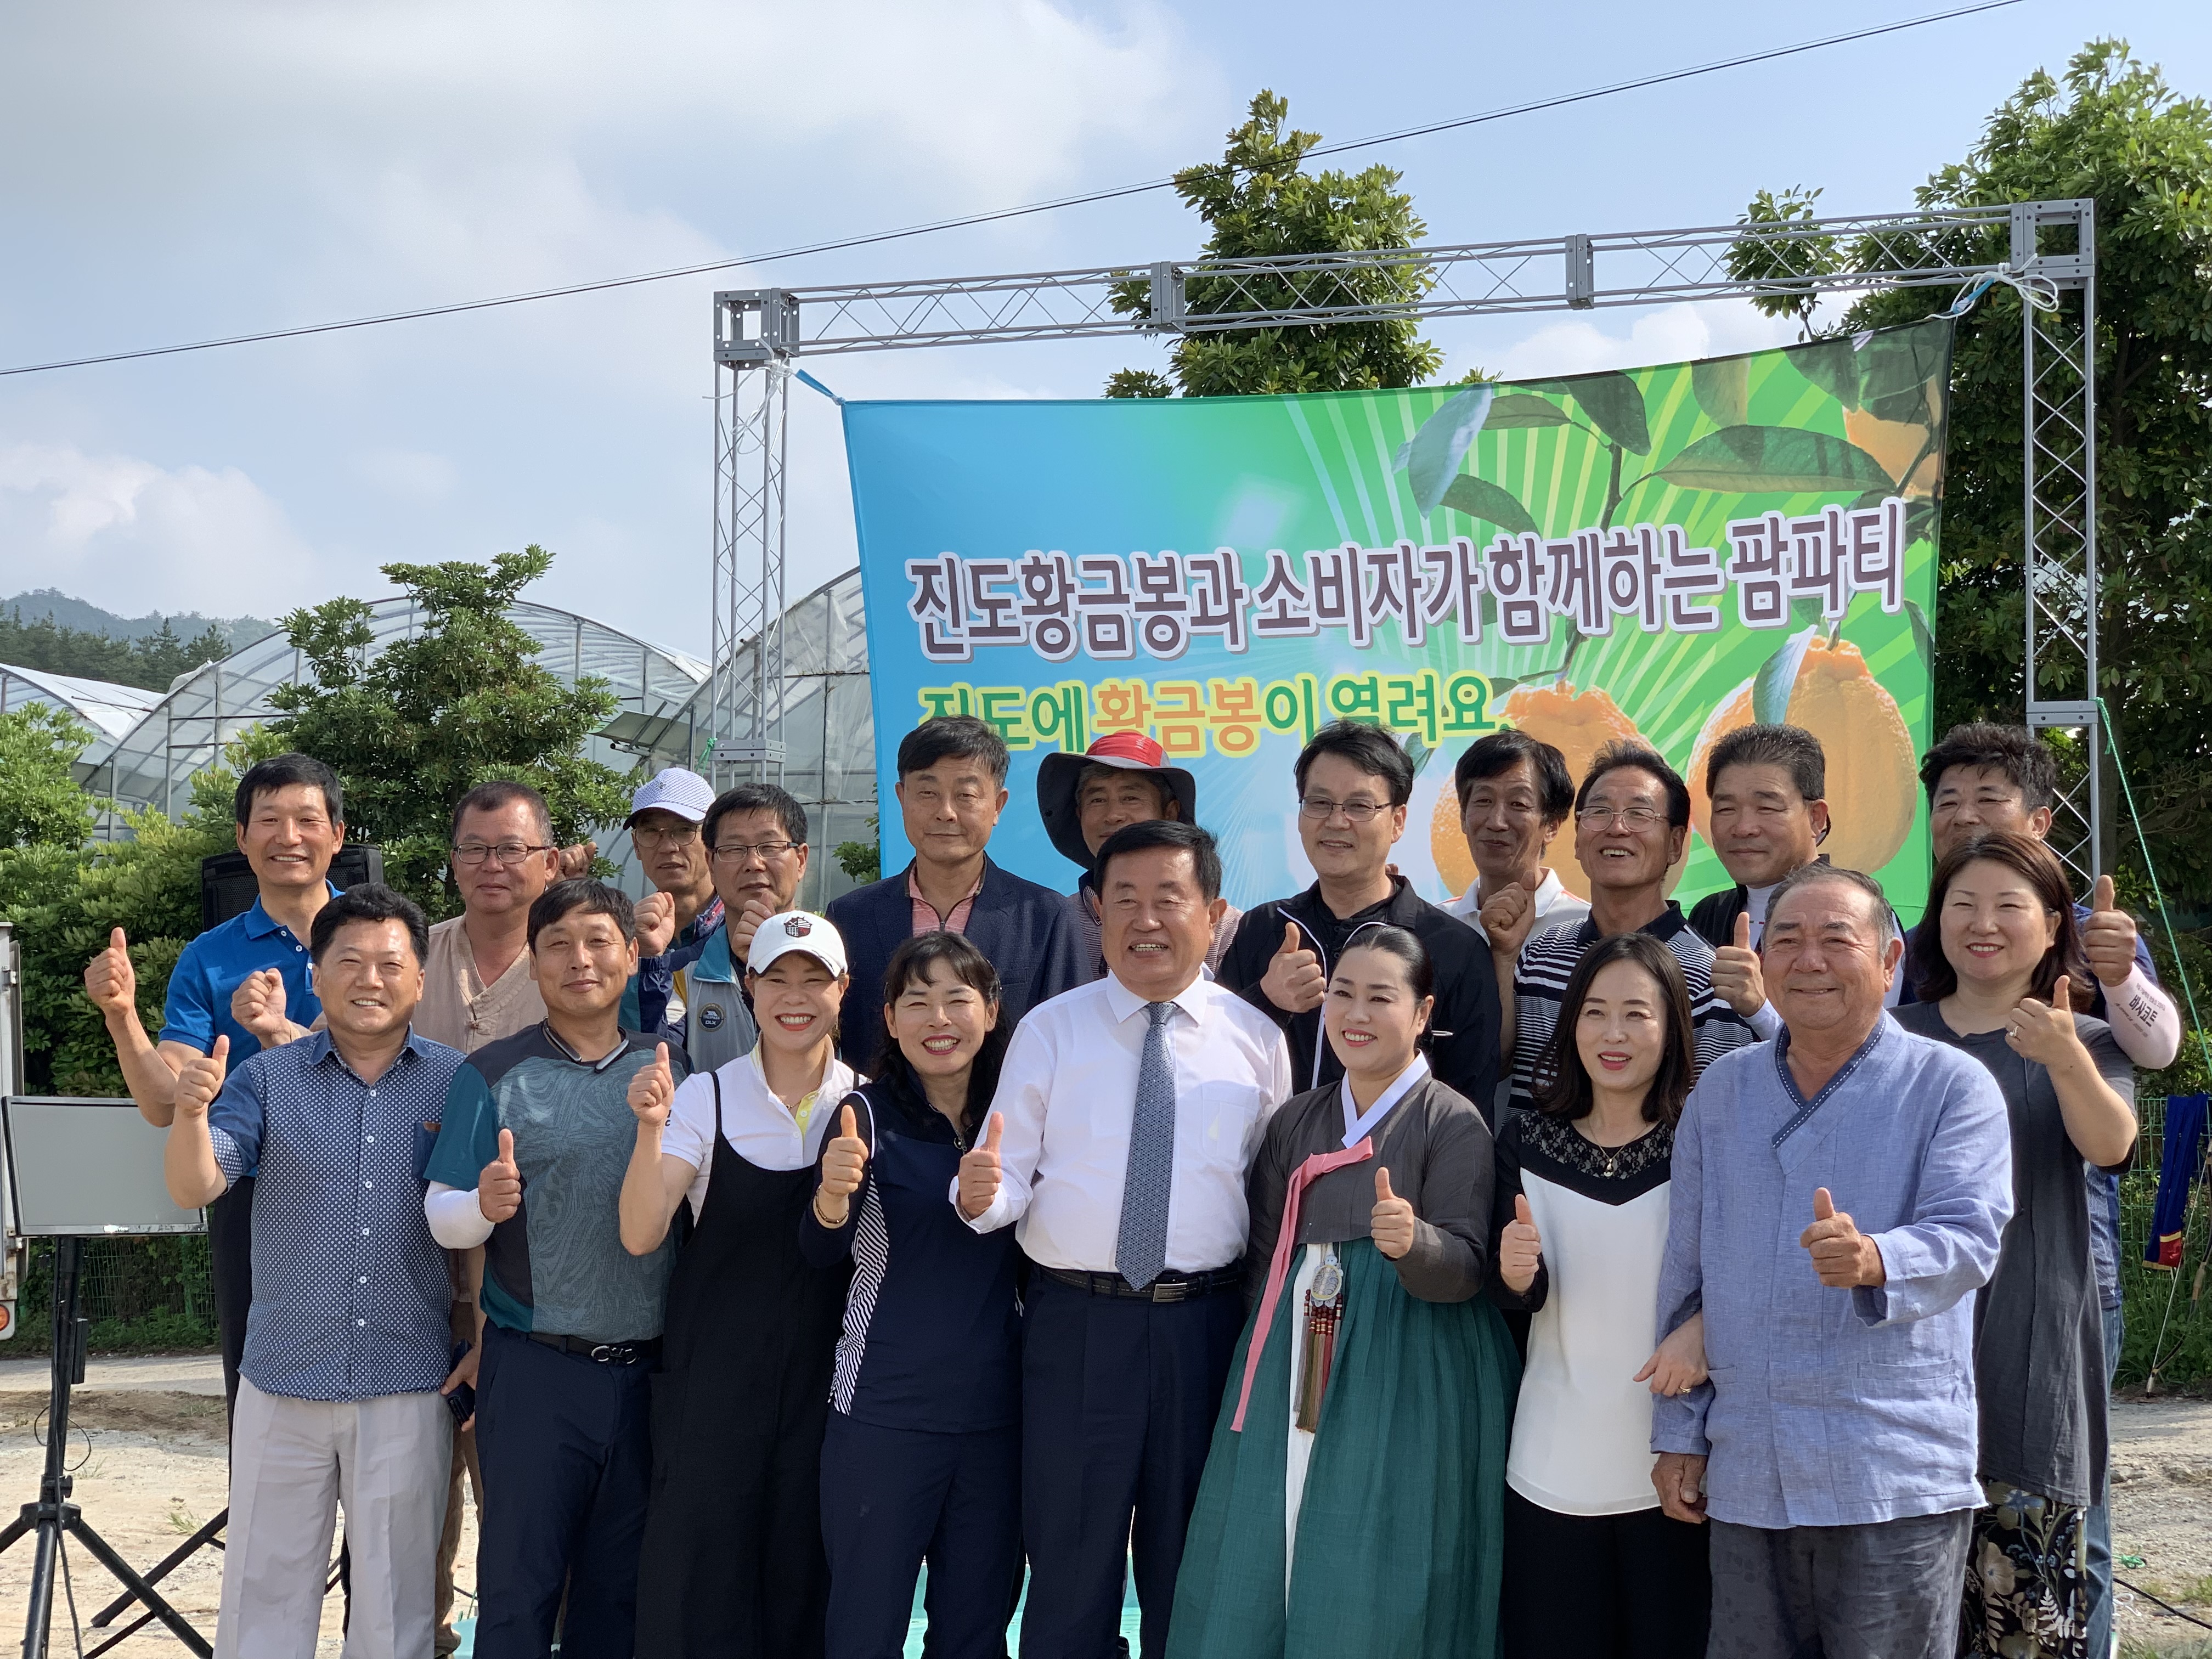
[0,662,165,747]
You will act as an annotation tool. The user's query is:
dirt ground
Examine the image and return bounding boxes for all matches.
[0,1370,476,1657]
[0,1363,2207,1656]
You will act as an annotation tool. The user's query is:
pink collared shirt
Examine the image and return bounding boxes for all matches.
[907,864,983,936]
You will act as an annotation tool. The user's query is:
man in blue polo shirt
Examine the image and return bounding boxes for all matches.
[83,751,346,1410]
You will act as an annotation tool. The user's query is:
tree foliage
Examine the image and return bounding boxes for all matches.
[1745,41,2212,902]
[267,548,633,915]
[1106,91,1443,397]
[0,706,96,850]
[0,608,235,692]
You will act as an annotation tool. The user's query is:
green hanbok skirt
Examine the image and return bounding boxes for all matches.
[1167,1238,1518,1659]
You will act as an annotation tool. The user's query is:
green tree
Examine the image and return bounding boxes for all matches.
[1105,91,1443,397]
[1741,41,2212,902]
[0,706,95,850]
[0,608,234,691]
[267,548,633,913]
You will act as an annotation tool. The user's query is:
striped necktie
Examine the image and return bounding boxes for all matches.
[1114,1001,1178,1291]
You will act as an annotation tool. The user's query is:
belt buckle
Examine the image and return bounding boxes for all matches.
[1149,1278,1189,1304]
[588,1343,627,1364]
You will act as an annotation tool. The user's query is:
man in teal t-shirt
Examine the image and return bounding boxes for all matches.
[422,879,687,1659]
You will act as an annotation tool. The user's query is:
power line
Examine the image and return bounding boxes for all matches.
[0,0,2021,380]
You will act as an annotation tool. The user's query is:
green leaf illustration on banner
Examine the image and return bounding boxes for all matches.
[1527,371,1651,454]
[1441,473,1540,537]
[1752,627,1819,726]
[1691,357,1749,427]
[1905,600,1934,667]
[1855,324,1947,426]
[1656,427,1897,493]
[1482,392,1576,430]
[1392,384,1496,514]
[1788,337,1860,411]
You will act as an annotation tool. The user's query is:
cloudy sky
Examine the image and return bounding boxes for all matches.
[1,0,2204,658]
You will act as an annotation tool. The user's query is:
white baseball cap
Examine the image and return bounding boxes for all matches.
[627,768,715,826]
[746,911,849,978]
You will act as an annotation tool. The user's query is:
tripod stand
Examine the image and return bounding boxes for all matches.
[0,1238,212,1658]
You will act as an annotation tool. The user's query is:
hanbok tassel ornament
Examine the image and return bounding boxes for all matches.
[1295,1247,1344,1431]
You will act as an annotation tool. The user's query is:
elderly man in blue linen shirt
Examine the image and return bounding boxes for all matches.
[1649,862,2013,1659]
[163,885,466,1659]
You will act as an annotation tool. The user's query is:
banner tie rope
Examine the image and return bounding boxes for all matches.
[1940,264,2062,318]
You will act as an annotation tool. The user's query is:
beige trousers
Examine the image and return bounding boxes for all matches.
[218,1378,452,1659]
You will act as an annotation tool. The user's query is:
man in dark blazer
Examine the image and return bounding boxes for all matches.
[827,715,1086,1069]
[1217,720,1503,1118]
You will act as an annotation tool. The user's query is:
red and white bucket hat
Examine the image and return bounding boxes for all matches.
[1035,732,1200,871]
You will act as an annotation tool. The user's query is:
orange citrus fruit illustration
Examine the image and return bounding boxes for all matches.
[1686,635,1918,877]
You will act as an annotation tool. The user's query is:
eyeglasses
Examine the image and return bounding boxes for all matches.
[630,822,702,848]
[710,840,803,865]
[1577,805,1665,831]
[1298,796,1389,823]
[452,841,553,867]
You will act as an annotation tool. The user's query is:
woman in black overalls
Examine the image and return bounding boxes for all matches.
[619,911,860,1658]
[803,930,1024,1659]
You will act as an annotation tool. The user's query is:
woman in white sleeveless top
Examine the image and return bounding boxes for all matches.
[1488,930,1711,1657]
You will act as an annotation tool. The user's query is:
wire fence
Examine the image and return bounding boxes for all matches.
[10,1236,217,1356]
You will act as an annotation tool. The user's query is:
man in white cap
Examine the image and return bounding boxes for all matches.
[620,768,722,1039]
[1037,731,1243,980]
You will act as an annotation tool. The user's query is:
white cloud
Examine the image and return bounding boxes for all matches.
[0,442,323,615]
[1482,299,1799,382]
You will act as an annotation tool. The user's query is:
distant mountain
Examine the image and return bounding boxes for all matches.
[1,589,275,652]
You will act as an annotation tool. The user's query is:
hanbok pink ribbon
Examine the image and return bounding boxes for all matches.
[1232,1137,1373,1432]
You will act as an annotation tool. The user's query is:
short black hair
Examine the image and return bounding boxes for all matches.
[1094,819,1222,904]
[309,883,427,964]
[703,783,809,852]
[527,879,637,952]
[898,716,1009,785]
[1454,729,1575,822]
[448,779,551,847]
[1336,924,1435,1005]
[1294,720,1414,808]
[1705,724,1825,804]
[235,753,343,828]
[871,931,1009,1137]
[1917,722,2058,812]
[1575,740,1691,830]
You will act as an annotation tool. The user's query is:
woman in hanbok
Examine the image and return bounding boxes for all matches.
[1169,925,1516,1659]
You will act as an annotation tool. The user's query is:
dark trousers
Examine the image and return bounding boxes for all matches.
[473,1321,654,1659]
[2085,1301,2123,1657]
[209,1176,254,1416]
[1707,1509,1972,1659]
[1017,1273,1244,1659]
[1500,1487,1709,1657]
[820,1412,1020,1659]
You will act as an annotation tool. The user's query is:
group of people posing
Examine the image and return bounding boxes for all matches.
[80,706,2180,1659]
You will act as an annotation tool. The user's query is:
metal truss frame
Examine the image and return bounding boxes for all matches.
[708,202,2100,872]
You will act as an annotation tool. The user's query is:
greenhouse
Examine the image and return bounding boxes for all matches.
[0,664,165,781]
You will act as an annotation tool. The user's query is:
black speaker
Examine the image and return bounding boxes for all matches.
[198,845,387,932]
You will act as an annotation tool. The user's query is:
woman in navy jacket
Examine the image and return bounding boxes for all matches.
[803,930,1022,1659]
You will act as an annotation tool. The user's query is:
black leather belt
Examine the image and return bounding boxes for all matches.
[528,1332,662,1364]
[1039,1266,1241,1304]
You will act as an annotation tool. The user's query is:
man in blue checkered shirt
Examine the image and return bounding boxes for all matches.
[164,884,467,1659]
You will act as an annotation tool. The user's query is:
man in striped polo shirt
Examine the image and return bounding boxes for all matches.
[1505,740,1758,1109]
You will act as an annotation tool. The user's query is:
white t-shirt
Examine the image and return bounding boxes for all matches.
[1443,867,1592,952]
[661,1047,859,1221]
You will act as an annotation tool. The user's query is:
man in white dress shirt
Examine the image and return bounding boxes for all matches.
[956,819,1292,1659]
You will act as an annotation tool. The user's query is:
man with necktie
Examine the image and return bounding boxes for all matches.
[957,820,1293,1659]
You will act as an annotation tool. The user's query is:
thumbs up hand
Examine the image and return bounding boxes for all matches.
[815,1103,870,1226]
[1261,922,1327,1014]
[629,1043,676,1131]
[84,927,138,1018]
[730,898,778,963]
[1497,1191,1544,1293]
[1478,874,1539,962]
[956,1115,1005,1222]
[1799,1187,1884,1288]
[1711,911,1766,1018]
[230,968,292,1046]
[2006,977,2082,1067]
[478,1128,523,1223]
[633,890,678,960]
[173,1036,229,1120]
[2081,874,2138,988]
[1370,1166,1417,1260]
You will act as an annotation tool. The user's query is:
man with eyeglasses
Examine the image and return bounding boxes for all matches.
[1505,741,1758,1109]
[673,782,814,1071]
[1217,719,1502,1113]
[620,769,723,1042]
